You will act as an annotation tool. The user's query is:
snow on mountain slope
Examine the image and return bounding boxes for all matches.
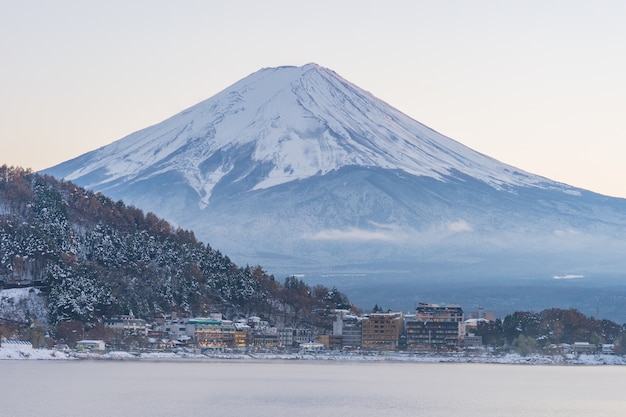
[43,63,626,295]
[50,63,571,211]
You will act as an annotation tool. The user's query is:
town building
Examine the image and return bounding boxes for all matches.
[465,307,495,322]
[463,334,483,349]
[414,303,464,323]
[341,319,362,349]
[361,312,403,350]
[192,317,237,349]
[463,318,490,334]
[572,342,596,354]
[602,344,615,354]
[161,318,195,342]
[332,310,362,349]
[251,328,281,348]
[278,328,313,348]
[105,315,148,336]
[300,342,325,352]
[1,340,33,349]
[317,334,343,350]
[233,322,252,348]
[75,339,106,351]
[405,303,464,351]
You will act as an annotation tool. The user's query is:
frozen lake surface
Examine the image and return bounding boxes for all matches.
[2,360,626,416]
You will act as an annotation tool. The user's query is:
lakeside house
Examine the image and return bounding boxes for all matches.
[75,340,106,352]
[1,340,33,349]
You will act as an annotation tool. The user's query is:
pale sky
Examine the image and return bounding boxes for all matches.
[2,1,625,197]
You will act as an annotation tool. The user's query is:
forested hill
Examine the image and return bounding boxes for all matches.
[0,165,352,328]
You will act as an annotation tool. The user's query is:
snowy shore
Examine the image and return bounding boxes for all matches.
[2,346,626,365]
[0,347,72,360]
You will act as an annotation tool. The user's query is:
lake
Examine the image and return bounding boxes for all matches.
[1,360,625,416]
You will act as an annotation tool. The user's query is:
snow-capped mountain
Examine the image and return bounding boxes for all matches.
[43,63,626,314]
[51,63,561,202]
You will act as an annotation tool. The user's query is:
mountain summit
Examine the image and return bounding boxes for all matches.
[54,63,557,204]
[44,64,626,314]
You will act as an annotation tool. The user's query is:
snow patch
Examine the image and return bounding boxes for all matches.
[563,189,582,196]
[553,274,585,280]
[0,288,48,324]
[0,347,72,360]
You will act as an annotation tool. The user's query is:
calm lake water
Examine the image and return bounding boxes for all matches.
[2,360,625,416]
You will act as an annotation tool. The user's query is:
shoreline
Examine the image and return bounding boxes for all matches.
[2,346,626,365]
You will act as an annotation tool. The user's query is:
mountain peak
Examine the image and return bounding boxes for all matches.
[302,62,322,69]
[269,62,326,73]
[47,63,562,207]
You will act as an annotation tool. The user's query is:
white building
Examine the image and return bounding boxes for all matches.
[76,340,106,351]
[105,315,148,336]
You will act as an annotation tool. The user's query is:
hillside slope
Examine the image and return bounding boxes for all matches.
[0,166,350,327]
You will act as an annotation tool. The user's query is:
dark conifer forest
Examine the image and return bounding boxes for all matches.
[0,165,352,330]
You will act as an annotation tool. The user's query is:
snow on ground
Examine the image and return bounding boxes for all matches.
[2,347,625,365]
[100,351,137,360]
[0,287,48,324]
[0,347,71,360]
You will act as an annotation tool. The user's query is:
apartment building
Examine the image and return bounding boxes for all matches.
[192,317,237,349]
[332,310,362,349]
[361,312,403,350]
[105,315,148,336]
[406,303,464,351]
[279,328,313,348]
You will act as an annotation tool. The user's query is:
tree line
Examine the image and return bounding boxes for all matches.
[0,165,355,341]
[476,308,626,355]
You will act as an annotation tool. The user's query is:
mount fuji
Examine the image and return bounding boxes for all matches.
[44,63,626,317]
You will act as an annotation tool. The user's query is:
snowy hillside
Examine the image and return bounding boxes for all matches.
[0,288,48,324]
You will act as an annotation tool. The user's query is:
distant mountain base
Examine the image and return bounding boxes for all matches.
[302,271,626,322]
